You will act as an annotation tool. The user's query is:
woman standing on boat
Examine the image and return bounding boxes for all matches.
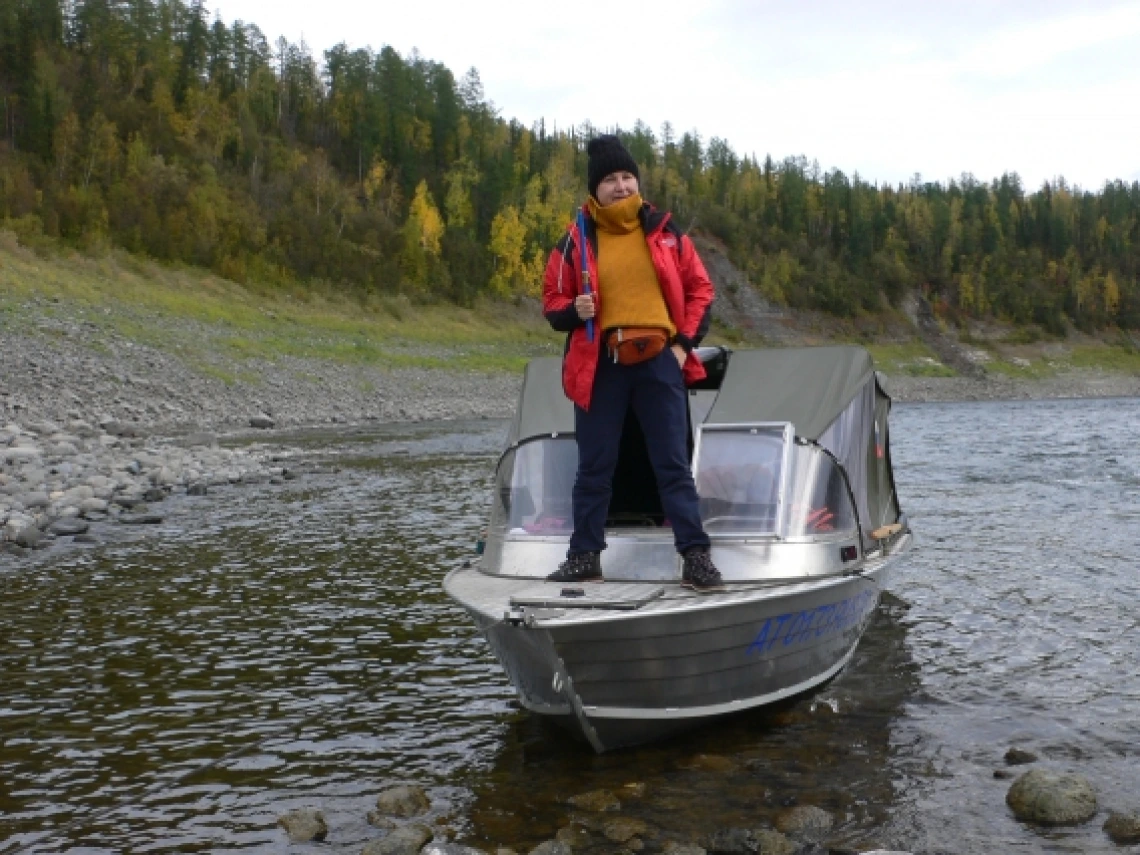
[541,134,724,592]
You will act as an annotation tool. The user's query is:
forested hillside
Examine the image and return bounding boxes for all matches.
[2,0,1139,330]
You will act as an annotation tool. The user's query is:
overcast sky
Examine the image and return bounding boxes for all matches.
[214,0,1140,190]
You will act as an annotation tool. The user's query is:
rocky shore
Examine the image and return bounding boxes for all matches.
[278,768,1140,854]
[1,295,525,557]
[0,416,299,557]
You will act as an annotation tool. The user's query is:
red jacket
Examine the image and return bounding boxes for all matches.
[542,201,714,410]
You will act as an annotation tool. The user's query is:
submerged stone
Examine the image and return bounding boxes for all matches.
[1006,769,1097,825]
[681,753,735,772]
[1004,747,1038,765]
[367,811,398,829]
[527,841,571,855]
[277,808,327,842]
[773,805,833,842]
[703,829,751,854]
[566,790,619,812]
[704,828,794,855]
[603,817,648,843]
[422,843,488,855]
[375,784,431,817]
[749,830,795,855]
[555,823,592,847]
[1104,811,1140,845]
[362,823,432,855]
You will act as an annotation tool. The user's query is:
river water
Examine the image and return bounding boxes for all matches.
[1,397,1138,854]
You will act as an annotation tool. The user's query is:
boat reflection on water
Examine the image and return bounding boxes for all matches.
[459,591,921,853]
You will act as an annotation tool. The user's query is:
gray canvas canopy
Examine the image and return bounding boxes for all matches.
[504,346,901,544]
[703,347,875,439]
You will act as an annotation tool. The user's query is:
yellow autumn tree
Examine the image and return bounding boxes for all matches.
[1104,272,1120,317]
[958,271,975,312]
[401,180,445,291]
[489,205,542,297]
[443,158,479,229]
[363,159,388,205]
[54,111,80,183]
[1075,270,1098,315]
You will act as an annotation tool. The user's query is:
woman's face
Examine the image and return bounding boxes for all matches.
[595,171,639,206]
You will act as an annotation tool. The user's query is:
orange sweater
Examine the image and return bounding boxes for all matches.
[589,194,676,337]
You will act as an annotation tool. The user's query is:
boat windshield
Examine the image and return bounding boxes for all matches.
[491,430,859,541]
[490,438,577,535]
[695,426,858,538]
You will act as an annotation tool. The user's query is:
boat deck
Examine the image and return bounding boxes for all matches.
[445,535,909,628]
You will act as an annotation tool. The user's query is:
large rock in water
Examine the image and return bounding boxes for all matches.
[277,808,327,842]
[374,784,430,818]
[1006,769,1097,825]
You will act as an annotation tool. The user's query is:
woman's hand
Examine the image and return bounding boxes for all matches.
[671,344,687,369]
[574,294,596,320]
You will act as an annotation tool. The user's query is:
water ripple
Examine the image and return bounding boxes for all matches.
[2,405,1139,853]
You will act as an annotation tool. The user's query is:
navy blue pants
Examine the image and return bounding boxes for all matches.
[569,348,710,555]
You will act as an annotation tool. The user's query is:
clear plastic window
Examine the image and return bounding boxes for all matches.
[490,439,577,536]
[695,428,858,538]
[782,443,858,538]
[696,427,786,534]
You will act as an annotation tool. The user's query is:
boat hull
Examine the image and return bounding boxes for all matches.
[446,537,908,751]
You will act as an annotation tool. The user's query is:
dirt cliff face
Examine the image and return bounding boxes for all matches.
[693,236,805,346]
[692,236,915,346]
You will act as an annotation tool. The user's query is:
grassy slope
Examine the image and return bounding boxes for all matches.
[0,231,562,377]
[3,230,1138,382]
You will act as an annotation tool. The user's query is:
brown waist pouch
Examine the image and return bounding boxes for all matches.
[605,327,669,365]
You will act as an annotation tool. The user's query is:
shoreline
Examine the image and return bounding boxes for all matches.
[3,287,1138,558]
[881,371,1140,404]
[3,299,1138,437]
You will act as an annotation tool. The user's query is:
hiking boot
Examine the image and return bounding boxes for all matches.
[547,551,603,583]
[681,547,725,593]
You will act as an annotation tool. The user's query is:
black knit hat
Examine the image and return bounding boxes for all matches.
[587,135,640,198]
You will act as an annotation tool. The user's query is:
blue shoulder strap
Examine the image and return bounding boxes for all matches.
[576,210,594,343]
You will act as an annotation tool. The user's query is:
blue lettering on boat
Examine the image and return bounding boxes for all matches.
[746,589,877,656]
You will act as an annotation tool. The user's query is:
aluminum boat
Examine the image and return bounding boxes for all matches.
[445,346,912,752]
